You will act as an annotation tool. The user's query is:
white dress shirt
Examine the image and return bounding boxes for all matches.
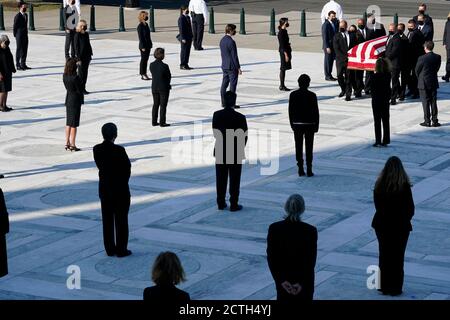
[65,0,81,16]
[321,0,343,23]
[188,0,208,24]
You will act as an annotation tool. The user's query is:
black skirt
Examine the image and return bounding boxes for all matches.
[0,76,12,92]
[279,50,292,71]
[66,104,81,127]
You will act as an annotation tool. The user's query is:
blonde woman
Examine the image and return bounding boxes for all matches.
[74,20,92,94]
[137,11,153,80]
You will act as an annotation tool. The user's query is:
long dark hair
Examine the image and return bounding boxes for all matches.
[64,58,77,76]
[374,156,412,193]
[151,251,186,285]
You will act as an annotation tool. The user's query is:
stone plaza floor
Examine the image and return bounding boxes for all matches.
[0,33,449,300]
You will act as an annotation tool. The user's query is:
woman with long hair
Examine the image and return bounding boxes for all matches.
[63,58,84,151]
[137,11,152,80]
[277,17,292,91]
[372,156,414,296]
[371,58,392,147]
[0,35,16,112]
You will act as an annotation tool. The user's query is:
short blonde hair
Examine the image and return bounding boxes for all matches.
[284,194,305,222]
[76,20,87,32]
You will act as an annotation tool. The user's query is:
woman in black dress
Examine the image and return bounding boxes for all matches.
[277,18,292,91]
[137,11,153,81]
[63,58,84,151]
[74,20,93,94]
[372,156,414,296]
[0,188,9,278]
[371,58,392,147]
[0,35,16,112]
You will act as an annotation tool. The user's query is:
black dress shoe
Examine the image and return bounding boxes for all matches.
[345,96,351,101]
[442,76,449,82]
[180,65,193,70]
[230,205,243,212]
[399,95,405,101]
[298,168,305,176]
[23,66,32,70]
[218,204,227,210]
[152,122,160,126]
[307,169,314,177]
[338,91,345,97]
[5,106,13,111]
[116,250,132,258]
[233,105,240,109]
[355,92,362,98]
[325,77,334,81]
[432,122,441,127]
[141,75,151,81]
[279,86,291,91]
[380,143,388,147]
[0,174,4,179]
[83,90,90,95]
[420,122,431,127]
[160,123,171,127]
[0,107,11,112]
[16,67,24,71]
[106,251,115,257]
[373,143,381,147]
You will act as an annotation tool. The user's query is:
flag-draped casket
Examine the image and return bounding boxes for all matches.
[347,36,388,71]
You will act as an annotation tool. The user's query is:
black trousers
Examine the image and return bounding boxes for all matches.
[78,59,90,88]
[221,69,239,106]
[337,65,354,97]
[15,36,28,68]
[354,70,364,95]
[192,14,205,50]
[65,30,76,59]
[152,91,169,125]
[372,102,390,144]
[376,231,409,294]
[180,40,192,66]
[215,164,242,207]
[0,235,7,277]
[140,49,150,75]
[391,68,402,100]
[445,46,450,78]
[365,71,374,93]
[294,130,314,169]
[323,49,335,79]
[100,196,130,255]
[406,61,419,95]
[419,88,438,124]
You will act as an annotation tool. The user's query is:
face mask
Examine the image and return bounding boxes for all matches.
[331,18,337,23]
[83,25,87,31]
[408,28,414,32]
[339,27,346,32]
[285,23,290,28]
[389,31,395,35]
[358,24,365,29]
[71,0,75,5]
[418,21,424,26]
[418,10,425,15]
[397,30,403,35]
[144,16,148,21]
[22,7,27,12]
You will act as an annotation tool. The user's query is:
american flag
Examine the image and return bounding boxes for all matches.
[347,36,388,71]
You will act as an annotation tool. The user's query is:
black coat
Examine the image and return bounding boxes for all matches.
[384,33,406,70]
[444,20,450,46]
[150,59,171,92]
[371,72,391,108]
[13,12,28,39]
[356,27,370,41]
[278,29,291,54]
[372,187,414,233]
[178,14,193,42]
[288,88,319,133]
[407,29,425,65]
[418,24,433,42]
[0,189,9,236]
[63,74,84,107]
[333,31,357,71]
[416,51,441,90]
[74,32,93,62]
[212,107,248,165]
[322,20,337,50]
[137,22,152,50]
[267,219,318,297]
[413,14,434,40]
[366,23,386,40]
[0,47,16,78]
[93,140,131,199]
[143,284,190,303]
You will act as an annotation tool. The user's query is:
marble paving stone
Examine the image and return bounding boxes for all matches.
[0,33,449,299]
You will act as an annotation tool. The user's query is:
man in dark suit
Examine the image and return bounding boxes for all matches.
[289,74,319,177]
[413,3,434,41]
[150,48,172,127]
[93,123,132,257]
[178,6,193,70]
[321,10,338,81]
[267,194,318,301]
[385,23,406,105]
[212,91,247,212]
[333,20,357,101]
[416,41,441,127]
[365,13,386,94]
[397,23,410,101]
[442,13,450,82]
[355,18,370,92]
[0,188,9,278]
[13,2,30,70]
[416,14,433,42]
[406,19,425,98]
[220,24,242,108]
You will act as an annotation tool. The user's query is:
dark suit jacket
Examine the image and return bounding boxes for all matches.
[63,74,84,107]
[212,107,248,165]
[444,20,450,46]
[407,29,425,64]
[0,47,16,78]
[418,24,433,42]
[13,12,28,39]
[278,29,291,54]
[366,23,386,40]
[357,27,370,42]
[372,187,414,233]
[74,32,93,62]
[322,20,337,50]
[385,33,406,70]
[93,140,131,199]
[416,51,441,90]
[371,72,391,108]
[178,14,193,42]
[413,14,434,40]
[150,59,171,92]
[137,22,152,50]
[220,35,240,71]
[267,219,318,296]
[333,32,357,71]
[288,88,320,133]
[143,284,190,303]
[0,189,9,235]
